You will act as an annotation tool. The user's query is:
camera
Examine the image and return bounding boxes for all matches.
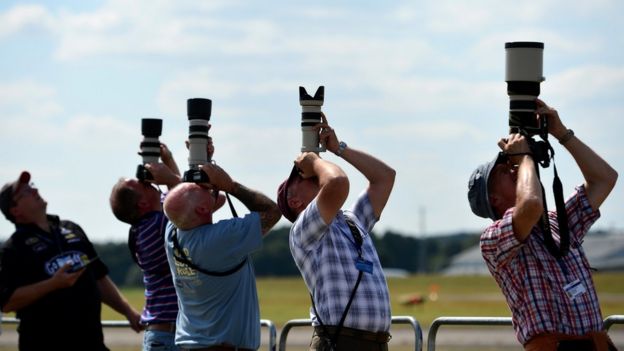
[505,41,551,167]
[136,118,163,181]
[299,86,326,153]
[182,98,211,183]
[505,41,545,137]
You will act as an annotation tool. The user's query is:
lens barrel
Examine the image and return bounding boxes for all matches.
[505,42,545,136]
[299,86,326,153]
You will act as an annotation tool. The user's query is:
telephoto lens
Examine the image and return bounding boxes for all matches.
[183,98,211,183]
[505,42,545,136]
[299,86,326,153]
[136,118,163,181]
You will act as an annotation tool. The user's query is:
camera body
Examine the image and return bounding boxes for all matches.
[136,118,163,181]
[183,98,211,183]
[299,86,326,153]
[505,41,550,166]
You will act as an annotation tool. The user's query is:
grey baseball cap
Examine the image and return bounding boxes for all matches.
[467,153,505,221]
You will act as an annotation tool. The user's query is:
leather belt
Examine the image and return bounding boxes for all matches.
[314,325,392,343]
[146,322,176,333]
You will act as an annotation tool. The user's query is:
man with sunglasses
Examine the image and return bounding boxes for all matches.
[467,99,618,351]
[0,171,142,351]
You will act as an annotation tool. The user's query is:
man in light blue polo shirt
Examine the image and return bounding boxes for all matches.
[164,162,281,350]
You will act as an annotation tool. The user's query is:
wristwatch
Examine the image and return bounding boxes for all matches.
[336,141,347,157]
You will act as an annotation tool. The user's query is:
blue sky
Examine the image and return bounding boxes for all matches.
[1,0,623,242]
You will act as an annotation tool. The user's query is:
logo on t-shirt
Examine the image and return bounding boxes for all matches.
[44,251,88,275]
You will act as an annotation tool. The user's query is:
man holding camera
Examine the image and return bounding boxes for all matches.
[468,99,618,351]
[0,171,142,351]
[277,115,395,351]
[109,143,183,351]
[163,162,281,351]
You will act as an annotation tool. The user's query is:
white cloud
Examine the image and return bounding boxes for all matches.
[0,5,53,39]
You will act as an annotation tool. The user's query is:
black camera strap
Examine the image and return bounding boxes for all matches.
[170,227,247,277]
[534,140,570,258]
[310,215,364,350]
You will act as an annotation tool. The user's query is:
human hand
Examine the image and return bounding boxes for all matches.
[125,308,143,333]
[51,263,85,289]
[316,113,339,153]
[498,133,531,165]
[144,163,180,187]
[294,152,320,178]
[535,99,567,139]
[200,163,234,193]
[159,143,174,163]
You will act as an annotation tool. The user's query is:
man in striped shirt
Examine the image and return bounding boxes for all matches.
[467,99,618,351]
[110,143,183,351]
[277,115,395,351]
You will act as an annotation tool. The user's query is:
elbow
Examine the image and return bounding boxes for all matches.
[520,195,544,221]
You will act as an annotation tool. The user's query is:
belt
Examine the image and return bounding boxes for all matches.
[146,322,176,333]
[180,347,254,351]
[524,331,617,351]
[314,325,391,343]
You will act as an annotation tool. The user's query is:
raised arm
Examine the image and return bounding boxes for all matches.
[200,163,281,235]
[317,114,395,219]
[537,99,618,210]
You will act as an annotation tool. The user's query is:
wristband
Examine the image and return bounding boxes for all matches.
[336,141,347,157]
[558,129,575,145]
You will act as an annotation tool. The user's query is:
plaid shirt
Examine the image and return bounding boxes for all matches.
[481,185,603,345]
[290,191,391,332]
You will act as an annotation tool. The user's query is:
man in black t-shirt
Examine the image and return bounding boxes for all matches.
[0,171,142,351]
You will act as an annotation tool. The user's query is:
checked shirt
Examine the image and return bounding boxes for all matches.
[481,185,604,345]
[290,191,391,333]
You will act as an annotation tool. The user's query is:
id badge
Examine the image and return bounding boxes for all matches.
[563,279,587,300]
[355,258,373,274]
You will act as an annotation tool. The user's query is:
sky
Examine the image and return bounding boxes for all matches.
[1,0,623,243]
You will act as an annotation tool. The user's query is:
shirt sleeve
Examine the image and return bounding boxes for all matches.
[290,198,329,250]
[564,184,600,243]
[480,208,524,270]
[210,212,263,259]
[350,190,377,234]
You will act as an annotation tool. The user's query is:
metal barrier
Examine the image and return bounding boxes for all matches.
[1,317,277,351]
[278,316,423,351]
[427,315,624,351]
[604,315,624,331]
[427,316,512,351]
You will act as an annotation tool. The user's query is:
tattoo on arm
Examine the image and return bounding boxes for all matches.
[230,182,281,234]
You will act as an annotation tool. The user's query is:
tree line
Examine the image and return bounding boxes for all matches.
[95,226,480,287]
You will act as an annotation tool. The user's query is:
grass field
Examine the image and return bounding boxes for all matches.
[102,272,624,327]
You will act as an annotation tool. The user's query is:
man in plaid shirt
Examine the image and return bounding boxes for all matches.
[277,114,395,351]
[468,99,618,351]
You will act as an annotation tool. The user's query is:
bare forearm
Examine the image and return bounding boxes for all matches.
[560,135,617,209]
[512,155,544,241]
[97,276,133,316]
[2,279,60,312]
[230,182,281,234]
[339,147,395,185]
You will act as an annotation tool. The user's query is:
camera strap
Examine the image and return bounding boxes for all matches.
[310,215,364,350]
[225,192,238,218]
[534,142,570,258]
[170,227,247,277]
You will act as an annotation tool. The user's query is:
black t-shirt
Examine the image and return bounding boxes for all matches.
[0,215,110,351]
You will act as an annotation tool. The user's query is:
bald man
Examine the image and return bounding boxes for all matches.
[163,162,281,351]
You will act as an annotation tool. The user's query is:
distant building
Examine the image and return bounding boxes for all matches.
[443,231,624,275]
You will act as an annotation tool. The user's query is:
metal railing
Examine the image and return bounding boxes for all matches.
[426,316,512,351]
[1,317,277,351]
[426,315,624,351]
[278,316,422,351]
[604,315,624,331]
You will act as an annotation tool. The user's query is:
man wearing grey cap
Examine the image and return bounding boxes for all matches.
[0,171,142,351]
[467,99,618,351]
